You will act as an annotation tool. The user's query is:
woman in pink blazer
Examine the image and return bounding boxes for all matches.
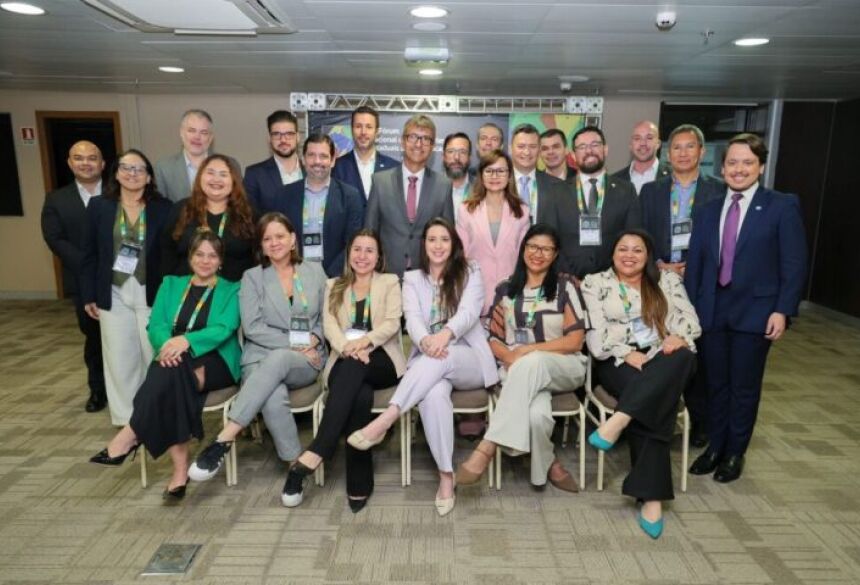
[456,150,531,316]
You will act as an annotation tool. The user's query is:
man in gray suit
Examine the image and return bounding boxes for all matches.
[154,109,215,202]
[365,114,454,277]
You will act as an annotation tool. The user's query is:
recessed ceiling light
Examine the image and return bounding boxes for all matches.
[559,75,590,83]
[158,66,185,73]
[734,37,769,47]
[413,21,447,32]
[419,68,443,76]
[0,2,45,15]
[410,5,448,19]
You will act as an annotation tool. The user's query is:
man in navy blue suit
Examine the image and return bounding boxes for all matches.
[272,133,365,277]
[685,133,807,482]
[331,105,398,200]
[244,110,304,211]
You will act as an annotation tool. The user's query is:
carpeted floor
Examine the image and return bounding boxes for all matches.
[0,299,858,585]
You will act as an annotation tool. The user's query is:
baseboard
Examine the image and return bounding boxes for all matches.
[0,290,58,300]
[800,300,860,328]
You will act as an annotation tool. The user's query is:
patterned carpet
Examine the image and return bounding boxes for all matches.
[0,300,858,585]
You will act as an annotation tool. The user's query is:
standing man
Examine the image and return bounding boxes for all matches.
[539,128,576,184]
[41,140,107,412]
[155,109,215,203]
[365,114,454,277]
[612,120,671,194]
[685,133,807,483]
[544,125,640,279]
[273,134,365,277]
[442,132,472,219]
[244,110,304,211]
[332,105,398,200]
[509,124,571,224]
[476,122,504,158]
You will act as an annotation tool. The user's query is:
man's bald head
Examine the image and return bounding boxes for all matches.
[67,141,104,185]
[629,120,660,163]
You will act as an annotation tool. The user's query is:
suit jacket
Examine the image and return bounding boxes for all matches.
[147,274,242,382]
[402,263,499,387]
[271,178,365,277]
[41,183,89,296]
[365,166,455,277]
[243,156,305,212]
[332,149,399,199]
[239,262,328,368]
[80,195,174,309]
[684,187,808,334]
[533,170,572,223]
[456,199,530,315]
[156,151,242,204]
[612,161,672,185]
[639,174,726,263]
[543,174,641,279]
[321,272,407,384]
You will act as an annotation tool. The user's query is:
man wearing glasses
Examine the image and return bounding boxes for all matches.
[244,110,304,212]
[332,105,398,200]
[544,125,640,279]
[442,132,472,220]
[155,109,217,203]
[365,114,454,277]
[509,124,570,223]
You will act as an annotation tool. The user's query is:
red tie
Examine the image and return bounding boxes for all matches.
[406,176,418,223]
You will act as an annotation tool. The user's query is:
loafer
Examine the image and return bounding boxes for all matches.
[346,429,385,451]
[548,468,580,493]
[587,429,615,452]
[689,450,721,475]
[435,495,455,517]
[638,513,664,539]
[714,454,744,483]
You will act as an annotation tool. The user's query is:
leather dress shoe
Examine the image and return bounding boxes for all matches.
[689,450,721,475]
[85,391,107,413]
[714,454,744,483]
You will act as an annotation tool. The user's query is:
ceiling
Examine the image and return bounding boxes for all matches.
[1,0,859,100]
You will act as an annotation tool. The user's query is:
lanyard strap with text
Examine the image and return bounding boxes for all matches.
[576,176,605,215]
[302,193,327,228]
[670,180,697,219]
[174,278,216,333]
[216,212,227,237]
[349,289,371,326]
[618,282,633,317]
[522,286,544,328]
[120,206,146,245]
[290,272,309,314]
[429,284,445,330]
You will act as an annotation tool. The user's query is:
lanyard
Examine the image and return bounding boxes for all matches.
[290,271,309,314]
[429,283,445,330]
[302,191,327,229]
[522,286,544,328]
[216,212,227,237]
[670,180,697,220]
[618,282,633,316]
[174,278,216,332]
[529,177,538,218]
[576,176,605,215]
[349,289,371,326]
[119,205,146,245]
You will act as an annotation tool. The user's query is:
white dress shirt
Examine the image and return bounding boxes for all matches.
[628,158,660,194]
[355,151,376,197]
[718,181,758,252]
[401,164,426,207]
[76,180,101,207]
[276,156,303,185]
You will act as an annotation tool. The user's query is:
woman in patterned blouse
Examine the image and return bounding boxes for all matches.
[581,228,702,539]
[456,223,588,491]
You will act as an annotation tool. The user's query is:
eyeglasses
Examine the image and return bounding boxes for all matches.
[482,167,509,177]
[270,131,297,140]
[118,163,147,175]
[444,148,469,157]
[573,141,605,153]
[524,243,557,256]
[405,133,434,146]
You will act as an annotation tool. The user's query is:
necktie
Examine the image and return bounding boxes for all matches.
[518,175,531,206]
[718,193,743,286]
[587,178,598,214]
[406,176,418,223]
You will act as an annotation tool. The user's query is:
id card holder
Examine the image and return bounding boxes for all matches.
[344,327,367,341]
[579,215,601,246]
[671,219,693,251]
[514,328,531,345]
[112,242,141,274]
[630,317,660,348]
[290,316,312,348]
[303,232,322,260]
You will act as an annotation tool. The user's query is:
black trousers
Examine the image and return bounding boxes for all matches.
[72,295,105,398]
[308,348,399,497]
[596,348,696,501]
[684,356,709,431]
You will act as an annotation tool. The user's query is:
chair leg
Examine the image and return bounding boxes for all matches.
[578,408,586,490]
[406,410,412,486]
[681,408,690,493]
[485,402,494,489]
[313,399,324,487]
[596,408,607,491]
[139,448,147,488]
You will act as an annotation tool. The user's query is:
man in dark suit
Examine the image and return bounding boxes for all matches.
[40,140,107,412]
[612,120,671,194]
[331,105,398,200]
[365,114,454,277]
[271,134,364,277]
[640,124,725,448]
[155,109,215,203]
[544,125,640,279]
[685,133,808,483]
[509,124,572,223]
[244,110,304,211]
[539,128,576,184]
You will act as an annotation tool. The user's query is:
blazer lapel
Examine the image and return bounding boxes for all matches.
[415,168,435,224]
[263,266,292,327]
[391,166,409,221]
[657,180,672,249]
[735,187,769,255]
[368,273,383,327]
[266,157,283,194]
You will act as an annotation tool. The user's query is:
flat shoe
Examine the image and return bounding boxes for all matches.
[588,429,615,452]
[638,513,664,539]
[548,469,580,493]
[346,429,385,451]
[435,495,455,517]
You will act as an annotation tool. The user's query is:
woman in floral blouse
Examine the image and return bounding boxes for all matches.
[581,228,701,539]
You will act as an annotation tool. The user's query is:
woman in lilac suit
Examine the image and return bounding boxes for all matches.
[348,218,498,516]
[456,150,530,316]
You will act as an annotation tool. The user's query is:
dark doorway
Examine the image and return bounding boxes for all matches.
[0,113,23,216]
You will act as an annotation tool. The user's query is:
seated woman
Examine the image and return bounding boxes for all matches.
[90,230,241,499]
[456,224,588,491]
[347,218,498,516]
[280,229,406,511]
[581,228,702,539]
[188,213,327,496]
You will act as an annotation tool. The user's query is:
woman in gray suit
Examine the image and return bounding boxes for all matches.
[347,218,498,516]
[188,212,327,491]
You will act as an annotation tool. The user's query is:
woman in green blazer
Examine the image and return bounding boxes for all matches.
[90,230,242,499]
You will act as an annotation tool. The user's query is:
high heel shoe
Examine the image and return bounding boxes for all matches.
[348,496,369,514]
[638,513,664,539]
[163,481,188,501]
[587,429,615,452]
[89,443,141,466]
[455,446,493,486]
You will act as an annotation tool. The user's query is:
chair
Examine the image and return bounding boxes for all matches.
[451,388,495,488]
[583,357,689,492]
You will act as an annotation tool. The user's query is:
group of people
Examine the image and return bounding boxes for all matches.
[39,105,807,540]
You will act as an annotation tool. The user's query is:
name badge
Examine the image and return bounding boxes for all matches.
[671,219,693,251]
[112,242,141,275]
[290,316,312,348]
[303,232,322,260]
[344,327,367,341]
[630,317,660,348]
[579,215,601,246]
[514,328,531,345]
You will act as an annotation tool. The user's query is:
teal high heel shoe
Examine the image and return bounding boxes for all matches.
[587,429,615,452]
[638,513,664,539]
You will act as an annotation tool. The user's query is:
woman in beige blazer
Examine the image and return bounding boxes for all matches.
[281,229,406,512]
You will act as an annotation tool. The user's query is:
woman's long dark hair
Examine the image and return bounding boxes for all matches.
[506,223,560,301]
[328,228,385,317]
[419,217,469,317]
[102,148,159,203]
[611,228,668,338]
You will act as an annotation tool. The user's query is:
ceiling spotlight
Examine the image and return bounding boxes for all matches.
[158,66,185,73]
[413,21,447,32]
[734,37,769,47]
[410,5,448,19]
[0,2,45,15]
[419,68,443,76]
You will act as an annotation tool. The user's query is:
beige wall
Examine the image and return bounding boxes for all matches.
[0,89,659,297]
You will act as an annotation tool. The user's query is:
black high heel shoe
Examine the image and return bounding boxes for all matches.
[348,496,369,513]
[163,481,188,500]
[89,443,141,466]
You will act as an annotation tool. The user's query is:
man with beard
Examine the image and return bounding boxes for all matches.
[442,132,472,220]
[272,134,364,277]
[613,120,671,195]
[332,105,398,200]
[244,110,304,211]
[543,125,640,279]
